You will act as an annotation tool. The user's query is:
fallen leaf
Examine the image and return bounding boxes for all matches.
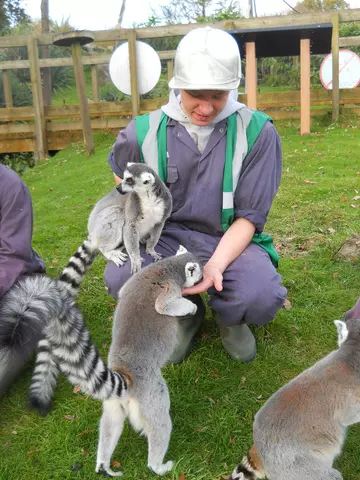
[229,438,236,445]
[73,385,81,394]
[328,228,336,235]
[353,195,360,201]
[81,448,89,457]
[283,299,292,310]
[11,431,17,435]
[177,475,186,480]
[210,371,219,377]
[64,415,76,421]
[304,180,316,185]
[333,272,339,279]
[111,461,121,468]
[76,429,91,437]
[241,376,247,384]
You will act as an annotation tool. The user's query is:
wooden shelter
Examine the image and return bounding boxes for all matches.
[0,9,359,159]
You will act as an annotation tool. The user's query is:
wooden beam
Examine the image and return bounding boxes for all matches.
[128,29,140,118]
[2,71,13,108]
[331,13,340,122]
[167,59,174,83]
[91,65,100,102]
[300,38,311,135]
[245,42,257,110]
[339,36,360,48]
[71,41,95,155]
[27,37,47,160]
[0,10,359,47]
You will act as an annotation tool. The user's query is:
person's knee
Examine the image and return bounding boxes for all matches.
[104,262,131,300]
[243,282,287,325]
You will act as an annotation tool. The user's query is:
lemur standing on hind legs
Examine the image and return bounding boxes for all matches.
[28,247,203,477]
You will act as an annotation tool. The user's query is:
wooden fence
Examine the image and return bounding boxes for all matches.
[0,9,359,159]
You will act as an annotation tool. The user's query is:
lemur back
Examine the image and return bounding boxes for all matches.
[230,319,360,480]
[96,249,203,477]
[28,248,202,477]
[87,162,172,274]
[0,240,97,402]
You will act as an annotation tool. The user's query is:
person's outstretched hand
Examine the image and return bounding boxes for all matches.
[182,263,223,296]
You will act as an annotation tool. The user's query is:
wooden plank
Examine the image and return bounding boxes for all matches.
[339,36,360,47]
[0,138,35,153]
[0,123,34,135]
[128,29,140,118]
[300,38,311,135]
[2,71,13,108]
[245,42,257,109]
[27,37,47,160]
[71,41,94,155]
[167,59,174,82]
[0,10,359,48]
[332,13,340,122]
[46,117,129,132]
[91,65,100,102]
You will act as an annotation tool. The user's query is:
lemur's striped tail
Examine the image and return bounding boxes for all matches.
[59,239,98,295]
[231,445,265,480]
[29,300,131,415]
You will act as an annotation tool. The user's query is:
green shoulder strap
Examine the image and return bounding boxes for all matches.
[134,113,150,163]
[246,110,273,156]
[135,111,168,182]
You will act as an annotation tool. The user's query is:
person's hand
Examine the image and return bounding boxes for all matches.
[182,263,223,295]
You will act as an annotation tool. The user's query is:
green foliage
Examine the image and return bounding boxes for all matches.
[152,0,242,25]
[0,0,30,35]
[0,119,360,479]
[294,0,350,12]
[0,152,34,175]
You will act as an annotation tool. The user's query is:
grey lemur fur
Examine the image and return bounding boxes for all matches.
[230,317,360,480]
[0,240,97,401]
[87,162,172,274]
[96,246,203,477]
[29,246,202,477]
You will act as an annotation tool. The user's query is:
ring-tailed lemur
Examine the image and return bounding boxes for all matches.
[230,318,360,480]
[0,240,97,400]
[29,246,203,477]
[87,162,172,274]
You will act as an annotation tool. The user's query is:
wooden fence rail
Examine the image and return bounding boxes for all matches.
[0,9,359,157]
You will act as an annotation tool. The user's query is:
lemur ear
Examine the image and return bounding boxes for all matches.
[126,162,135,167]
[176,245,188,256]
[334,320,348,347]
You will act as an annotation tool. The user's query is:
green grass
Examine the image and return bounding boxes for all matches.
[0,118,360,480]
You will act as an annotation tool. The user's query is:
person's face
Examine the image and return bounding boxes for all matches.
[180,89,230,126]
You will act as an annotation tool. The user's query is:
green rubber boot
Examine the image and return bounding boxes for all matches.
[168,295,205,364]
[219,323,257,362]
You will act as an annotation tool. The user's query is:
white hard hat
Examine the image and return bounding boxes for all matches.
[169,27,241,91]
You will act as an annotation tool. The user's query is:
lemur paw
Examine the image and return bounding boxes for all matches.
[130,257,144,274]
[148,460,173,475]
[147,248,162,261]
[96,463,123,477]
[105,250,128,267]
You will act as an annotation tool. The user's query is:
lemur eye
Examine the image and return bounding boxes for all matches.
[125,177,134,185]
[143,179,150,185]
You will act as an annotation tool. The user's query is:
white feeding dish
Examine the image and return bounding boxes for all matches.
[109,41,162,95]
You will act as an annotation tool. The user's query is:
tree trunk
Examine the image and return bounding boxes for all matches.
[41,0,51,106]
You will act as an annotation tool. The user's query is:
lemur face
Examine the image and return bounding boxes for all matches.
[183,262,203,288]
[118,169,156,195]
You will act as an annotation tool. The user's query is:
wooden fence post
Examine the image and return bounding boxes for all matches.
[27,37,48,161]
[71,42,95,155]
[167,59,174,83]
[2,70,13,107]
[300,38,311,135]
[128,29,140,118]
[91,65,100,102]
[245,41,257,109]
[331,13,340,122]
